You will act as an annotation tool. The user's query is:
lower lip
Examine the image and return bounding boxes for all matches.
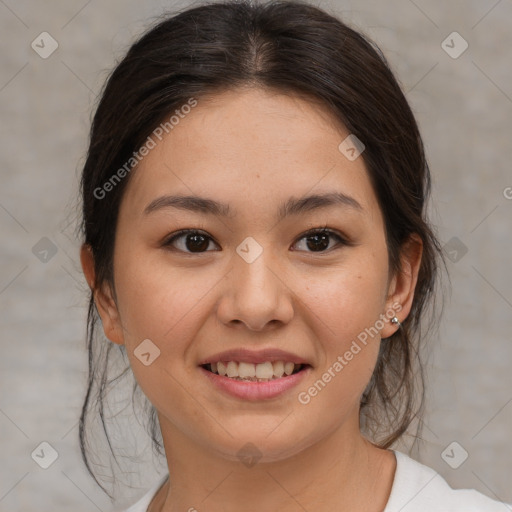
[199,365,312,401]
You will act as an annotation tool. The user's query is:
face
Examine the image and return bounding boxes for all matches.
[82,87,418,464]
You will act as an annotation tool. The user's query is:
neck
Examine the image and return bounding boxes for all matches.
[150,414,396,512]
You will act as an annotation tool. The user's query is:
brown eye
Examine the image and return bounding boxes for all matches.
[293,228,347,253]
[163,227,348,255]
[163,230,217,253]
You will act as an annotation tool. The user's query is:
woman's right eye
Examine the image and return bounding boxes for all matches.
[163,229,219,253]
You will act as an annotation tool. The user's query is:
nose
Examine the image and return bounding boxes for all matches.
[216,247,294,332]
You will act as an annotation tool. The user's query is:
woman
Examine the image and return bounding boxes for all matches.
[78,1,510,510]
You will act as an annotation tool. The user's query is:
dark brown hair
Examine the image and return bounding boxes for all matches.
[79,0,445,497]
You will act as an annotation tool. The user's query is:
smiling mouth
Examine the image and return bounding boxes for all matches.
[200,361,310,382]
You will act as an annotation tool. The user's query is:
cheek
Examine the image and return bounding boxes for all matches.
[112,253,210,412]
[302,254,388,342]
[112,250,209,348]
[113,247,249,399]
[295,252,388,402]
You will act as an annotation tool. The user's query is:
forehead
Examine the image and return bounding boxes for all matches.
[119,87,382,225]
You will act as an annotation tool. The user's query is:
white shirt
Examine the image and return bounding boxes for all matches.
[119,450,511,511]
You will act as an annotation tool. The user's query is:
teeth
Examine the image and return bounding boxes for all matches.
[284,362,295,375]
[206,360,304,380]
[255,361,273,379]
[273,360,284,378]
[238,362,256,378]
[217,361,227,376]
[226,361,238,378]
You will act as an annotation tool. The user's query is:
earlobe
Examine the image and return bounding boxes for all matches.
[79,244,125,346]
[381,234,423,338]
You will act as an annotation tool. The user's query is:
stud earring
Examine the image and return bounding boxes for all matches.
[391,316,401,328]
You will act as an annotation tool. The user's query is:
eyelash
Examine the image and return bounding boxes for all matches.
[162,226,350,254]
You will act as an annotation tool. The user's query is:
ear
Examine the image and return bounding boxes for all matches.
[80,244,125,345]
[380,234,423,339]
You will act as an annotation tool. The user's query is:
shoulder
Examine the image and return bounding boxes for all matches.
[384,450,511,512]
[111,454,511,512]
[115,474,169,512]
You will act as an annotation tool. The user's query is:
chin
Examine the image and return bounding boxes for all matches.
[205,426,314,465]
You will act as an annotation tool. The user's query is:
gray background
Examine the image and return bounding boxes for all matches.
[1,0,511,510]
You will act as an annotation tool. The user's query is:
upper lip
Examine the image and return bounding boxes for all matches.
[198,348,311,366]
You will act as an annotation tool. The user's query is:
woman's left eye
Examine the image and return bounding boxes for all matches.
[293,228,347,253]
[162,228,348,254]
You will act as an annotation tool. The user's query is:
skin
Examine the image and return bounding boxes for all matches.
[81,86,422,512]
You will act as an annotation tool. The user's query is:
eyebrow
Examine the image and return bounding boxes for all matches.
[143,191,363,220]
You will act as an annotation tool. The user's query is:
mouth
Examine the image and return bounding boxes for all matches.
[199,360,312,401]
[200,361,311,382]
